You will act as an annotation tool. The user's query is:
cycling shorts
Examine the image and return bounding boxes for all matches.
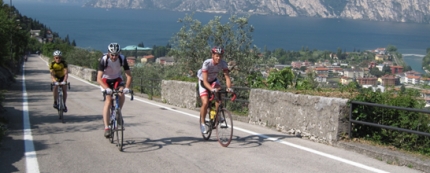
[101,78,125,90]
[198,79,220,97]
[55,76,65,82]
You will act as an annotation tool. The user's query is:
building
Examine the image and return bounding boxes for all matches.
[380,75,398,86]
[357,75,378,86]
[390,66,403,74]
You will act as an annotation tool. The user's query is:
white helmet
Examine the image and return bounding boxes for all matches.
[108,43,121,54]
[53,50,62,56]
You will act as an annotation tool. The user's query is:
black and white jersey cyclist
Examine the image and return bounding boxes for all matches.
[96,43,133,138]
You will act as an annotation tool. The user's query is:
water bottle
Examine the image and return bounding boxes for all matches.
[210,109,216,120]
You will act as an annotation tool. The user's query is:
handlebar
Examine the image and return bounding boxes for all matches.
[103,89,134,101]
[209,91,237,102]
[50,82,71,91]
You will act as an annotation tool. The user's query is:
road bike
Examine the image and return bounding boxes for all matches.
[50,82,70,123]
[104,89,134,151]
[201,90,236,147]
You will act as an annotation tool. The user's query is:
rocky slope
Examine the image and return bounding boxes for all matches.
[41,0,430,23]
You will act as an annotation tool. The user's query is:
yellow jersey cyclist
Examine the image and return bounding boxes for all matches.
[197,46,233,134]
[50,50,69,112]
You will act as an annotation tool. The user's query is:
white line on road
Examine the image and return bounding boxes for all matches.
[37,56,389,173]
[22,63,40,173]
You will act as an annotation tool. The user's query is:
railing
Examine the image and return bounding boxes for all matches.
[133,78,162,97]
[349,100,430,138]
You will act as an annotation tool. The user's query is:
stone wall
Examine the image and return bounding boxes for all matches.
[67,65,97,81]
[248,89,349,144]
[161,80,198,109]
[160,80,349,144]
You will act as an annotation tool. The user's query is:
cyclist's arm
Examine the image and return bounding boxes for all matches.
[223,69,232,89]
[63,68,68,82]
[202,72,213,90]
[96,71,109,90]
[50,70,57,82]
[124,69,132,89]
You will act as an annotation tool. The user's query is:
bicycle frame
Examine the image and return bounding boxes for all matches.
[51,82,70,123]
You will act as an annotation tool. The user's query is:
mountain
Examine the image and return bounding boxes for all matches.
[52,0,430,23]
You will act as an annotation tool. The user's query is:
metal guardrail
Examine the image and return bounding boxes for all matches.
[349,100,430,138]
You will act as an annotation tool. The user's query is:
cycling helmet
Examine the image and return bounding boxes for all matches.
[211,46,224,55]
[108,43,121,54]
[53,50,62,56]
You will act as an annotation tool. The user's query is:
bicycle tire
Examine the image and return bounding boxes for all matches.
[109,110,115,144]
[115,109,124,151]
[200,109,212,140]
[216,108,233,147]
[58,94,64,123]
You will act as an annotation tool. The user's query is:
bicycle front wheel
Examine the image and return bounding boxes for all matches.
[115,109,124,151]
[58,95,64,123]
[216,108,233,147]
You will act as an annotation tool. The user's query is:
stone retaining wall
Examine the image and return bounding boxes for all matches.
[160,80,349,144]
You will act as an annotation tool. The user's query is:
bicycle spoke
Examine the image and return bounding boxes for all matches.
[216,108,233,147]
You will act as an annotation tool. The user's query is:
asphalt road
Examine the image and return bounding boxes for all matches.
[0,54,422,173]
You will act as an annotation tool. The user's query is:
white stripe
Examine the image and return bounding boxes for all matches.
[22,62,40,173]
[39,56,389,173]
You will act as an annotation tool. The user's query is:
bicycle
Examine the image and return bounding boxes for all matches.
[50,82,70,123]
[200,90,236,147]
[104,88,134,151]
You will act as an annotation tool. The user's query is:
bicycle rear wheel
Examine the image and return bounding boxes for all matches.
[115,109,124,151]
[58,95,64,123]
[200,111,212,140]
[216,108,233,147]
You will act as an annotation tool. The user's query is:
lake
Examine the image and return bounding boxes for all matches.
[11,1,430,72]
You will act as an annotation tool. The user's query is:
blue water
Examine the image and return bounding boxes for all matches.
[11,1,430,71]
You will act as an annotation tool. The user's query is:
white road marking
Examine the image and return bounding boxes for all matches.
[37,56,389,173]
[22,62,40,173]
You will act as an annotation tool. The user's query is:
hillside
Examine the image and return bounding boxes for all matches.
[78,0,430,23]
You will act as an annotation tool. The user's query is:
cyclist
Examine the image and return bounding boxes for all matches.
[197,46,233,134]
[97,43,132,138]
[50,50,69,112]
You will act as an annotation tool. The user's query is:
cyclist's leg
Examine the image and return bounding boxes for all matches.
[199,81,210,124]
[212,80,222,113]
[53,85,59,108]
[58,77,68,111]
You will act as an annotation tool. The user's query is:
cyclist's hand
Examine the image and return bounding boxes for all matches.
[60,81,66,85]
[54,82,59,85]
[122,88,130,94]
[105,88,113,95]
[226,88,234,93]
[211,88,217,93]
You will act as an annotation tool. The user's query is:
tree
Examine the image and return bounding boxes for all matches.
[386,45,397,52]
[169,14,260,85]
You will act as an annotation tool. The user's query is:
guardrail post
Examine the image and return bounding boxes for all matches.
[349,102,353,139]
[140,78,143,94]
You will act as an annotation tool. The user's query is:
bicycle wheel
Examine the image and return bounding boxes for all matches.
[216,108,233,147]
[115,109,124,151]
[58,95,64,123]
[200,110,212,140]
[109,110,115,143]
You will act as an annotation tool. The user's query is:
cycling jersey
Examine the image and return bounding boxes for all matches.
[98,54,130,80]
[50,61,68,78]
[197,59,228,82]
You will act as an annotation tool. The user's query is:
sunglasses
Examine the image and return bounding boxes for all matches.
[54,57,61,59]
[110,53,118,56]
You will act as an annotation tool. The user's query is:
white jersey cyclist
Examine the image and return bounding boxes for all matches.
[197,58,229,97]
